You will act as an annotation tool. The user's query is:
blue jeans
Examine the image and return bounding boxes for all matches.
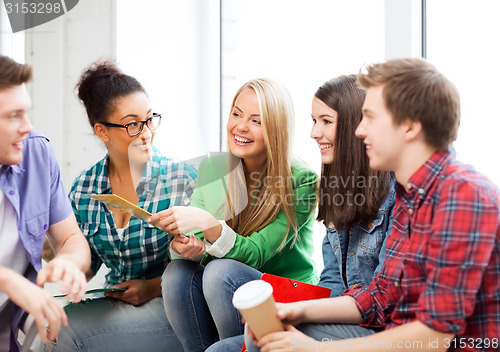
[206,323,377,352]
[162,259,262,352]
[39,296,182,352]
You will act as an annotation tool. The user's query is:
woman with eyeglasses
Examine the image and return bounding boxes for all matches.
[42,61,196,352]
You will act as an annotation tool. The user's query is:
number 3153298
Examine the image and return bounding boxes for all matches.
[444,338,498,350]
[5,1,62,14]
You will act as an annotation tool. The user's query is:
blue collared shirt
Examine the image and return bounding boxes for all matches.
[0,131,72,352]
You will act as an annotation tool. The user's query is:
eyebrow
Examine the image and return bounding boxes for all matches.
[2,108,30,115]
[120,109,152,121]
[312,114,336,119]
[233,105,260,117]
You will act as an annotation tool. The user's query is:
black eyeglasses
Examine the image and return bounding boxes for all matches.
[101,113,161,137]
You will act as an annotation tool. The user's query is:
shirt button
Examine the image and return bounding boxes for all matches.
[348,252,355,256]
[394,281,399,287]
[408,208,414,215]
[9,190,14,196]
[406,183,412,190]
[367,221,374,229]
[418,188,425,195]
[43,224,48,230]
[328,222,335,228]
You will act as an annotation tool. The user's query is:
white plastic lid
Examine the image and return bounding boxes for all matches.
[232,280,273,310]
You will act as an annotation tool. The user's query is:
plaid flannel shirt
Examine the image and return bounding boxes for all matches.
[346,150,500,351]
[69,148,197,286]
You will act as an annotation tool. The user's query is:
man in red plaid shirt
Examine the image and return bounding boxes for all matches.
[217,58,499,352]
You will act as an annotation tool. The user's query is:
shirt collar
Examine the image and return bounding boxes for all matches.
[0,164,24,181]
[397,148,453,200]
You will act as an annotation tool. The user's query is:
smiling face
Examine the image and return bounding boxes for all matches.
[0,85,33,166]
[99,91,155,165]
[227,88,267,170]
[355,84,406,172]
[310,97,338,164]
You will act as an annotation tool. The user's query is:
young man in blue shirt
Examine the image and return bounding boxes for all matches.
[0,55,91,352]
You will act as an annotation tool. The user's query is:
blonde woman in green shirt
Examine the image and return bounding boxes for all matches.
[149,78,318,352]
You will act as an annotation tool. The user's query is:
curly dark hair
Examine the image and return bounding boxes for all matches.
[76,60,145,126]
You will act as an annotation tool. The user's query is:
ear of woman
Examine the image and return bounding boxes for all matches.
[94,123,110,143]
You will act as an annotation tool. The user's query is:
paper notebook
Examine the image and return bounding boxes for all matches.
[53,287,127,298]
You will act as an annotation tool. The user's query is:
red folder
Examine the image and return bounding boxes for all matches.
[261,273,332,303]
[240,274,331,351]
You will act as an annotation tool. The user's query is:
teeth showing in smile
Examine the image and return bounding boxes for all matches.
[235,136,252,143]
[319,144,333,150]
[134,143,151,150]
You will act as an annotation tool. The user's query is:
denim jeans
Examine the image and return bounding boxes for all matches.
[38,296,182,352]
[206,322,377,352]
[162,259,262,352]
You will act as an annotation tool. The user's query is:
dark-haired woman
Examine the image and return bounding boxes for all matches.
[42,61,196,352]
[311,75,395,296]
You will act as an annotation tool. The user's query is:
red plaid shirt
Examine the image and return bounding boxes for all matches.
[345,150,500,351]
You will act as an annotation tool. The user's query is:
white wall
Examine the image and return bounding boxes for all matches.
[385,0,422,59]
[24,0,117,189]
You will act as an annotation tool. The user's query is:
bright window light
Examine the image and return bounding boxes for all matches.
[427,0,500,187]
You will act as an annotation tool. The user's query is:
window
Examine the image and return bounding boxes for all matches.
[116,0,221,162]
[222,0,386,175]
[427,0,500,186]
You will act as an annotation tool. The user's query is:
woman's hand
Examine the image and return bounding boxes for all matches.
[148,206,219,236]
[171,235,206,259]
[104,277,161,306]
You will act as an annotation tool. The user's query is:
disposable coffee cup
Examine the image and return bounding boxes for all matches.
[232,280,284,340]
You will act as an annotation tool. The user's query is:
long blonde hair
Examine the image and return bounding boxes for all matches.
[225,78,298,248]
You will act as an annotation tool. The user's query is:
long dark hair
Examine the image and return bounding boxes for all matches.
[315,75,391,231]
